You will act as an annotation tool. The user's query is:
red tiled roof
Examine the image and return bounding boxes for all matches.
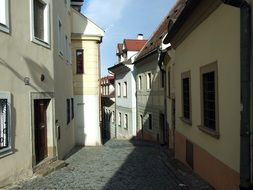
[135,0,187,62]
[123,39,148,52]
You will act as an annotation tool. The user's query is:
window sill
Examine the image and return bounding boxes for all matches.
[0,148,13,159]
[180,117,192,126]
[0,24,10,34]
[198,125,220,139]
[32,37,50,49]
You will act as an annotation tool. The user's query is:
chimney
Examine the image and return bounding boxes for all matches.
[137,34,144,40]
[71,0,84,12]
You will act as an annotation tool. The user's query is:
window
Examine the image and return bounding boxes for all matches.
[181,71,191,123]
[117,83,121,97]
[0,0,9,33]
[65,35,71,64]
[111,111,115,123]
[147,73,152,90]
[161,71,165,88]
[71,98,74,119]
[0,92,11,153]
[167,70,171,98]
[139,115,143,130]
[58,18,63,55]
[76,49,84,74]
[148,114,152,130]
[32,0,50,45]
[67,99,70,124]
[118,112,121,127]
[200,62,219,137]
[123,82,127,97]
[124,114,128,129]
[138,75,142,91]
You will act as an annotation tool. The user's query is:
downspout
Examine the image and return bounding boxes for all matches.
[222,0,251,189]
[158,47,168,145]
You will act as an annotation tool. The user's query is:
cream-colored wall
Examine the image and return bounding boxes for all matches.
[52,0,75,159]
[135,53,165,142]
[72,40,100,96]
[174,4,240,172]
[0,0,55,186]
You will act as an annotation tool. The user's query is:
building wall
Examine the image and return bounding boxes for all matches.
[173,4,240,190]
[135,53,165,143]
[52,0,75,160]
[115,67,136,138]
[72,38,101,146]
[0,0,56,186]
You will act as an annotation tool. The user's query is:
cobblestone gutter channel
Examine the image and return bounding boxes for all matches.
[5,140,213,190]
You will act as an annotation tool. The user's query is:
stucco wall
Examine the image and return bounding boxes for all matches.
[135,53,165,143]
[71,34,101,146]
[0,0,56,186]
[114,66,137,138]
[174,4,240,173]
[52,0,75,159]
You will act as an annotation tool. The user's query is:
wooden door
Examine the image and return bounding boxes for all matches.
[34,99,49,164]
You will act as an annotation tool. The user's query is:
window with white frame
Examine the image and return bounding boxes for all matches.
[58,18,64,55]
[123,82,127,97]
[0,92,11,153]
[118,112,121,127]
[64,35,71,64]
[124,114,128,129]
[138,75,142,91]
[0,0,9,33]
[111,111,115,123]
[32,0,50,45]
[147,72,152,90]
[117,83,121,97]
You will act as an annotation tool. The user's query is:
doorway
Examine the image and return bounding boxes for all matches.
[160,113,167,145]
[34,99,50,164]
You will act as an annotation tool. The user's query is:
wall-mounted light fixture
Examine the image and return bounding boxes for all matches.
[24,77,30,85]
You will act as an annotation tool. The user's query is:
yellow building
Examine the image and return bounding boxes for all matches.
[163,0,252,189]
[71,8,104,146]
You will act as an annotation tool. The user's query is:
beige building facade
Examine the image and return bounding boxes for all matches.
[163,0,253,189]
[0,0,81,186]
[71,9,104,146]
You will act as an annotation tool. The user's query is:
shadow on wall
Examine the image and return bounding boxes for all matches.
[101,97,115,144]
[0,57,54,93]
[136,58,168,145]
[74,95,87,146]
[0,57,54,155]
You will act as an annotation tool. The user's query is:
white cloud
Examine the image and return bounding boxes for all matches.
[83,0,132,29]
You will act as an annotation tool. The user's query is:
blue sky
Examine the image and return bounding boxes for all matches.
[81,0,176,76]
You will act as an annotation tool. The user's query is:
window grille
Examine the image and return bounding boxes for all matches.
[0,99,8,149]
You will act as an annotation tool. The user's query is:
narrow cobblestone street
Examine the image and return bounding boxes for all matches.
[8,140,213,190]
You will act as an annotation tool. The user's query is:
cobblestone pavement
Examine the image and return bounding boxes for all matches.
[8,139,213,190]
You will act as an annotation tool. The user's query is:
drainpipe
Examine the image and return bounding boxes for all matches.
[222,0,251,189]
[158,47,168,145]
